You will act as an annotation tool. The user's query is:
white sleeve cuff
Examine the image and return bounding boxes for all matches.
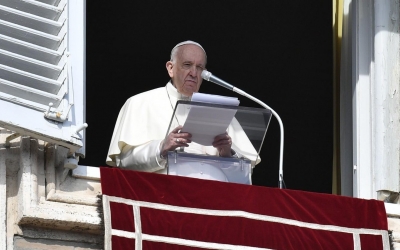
[118,140,166,172]
[155,140,167,167]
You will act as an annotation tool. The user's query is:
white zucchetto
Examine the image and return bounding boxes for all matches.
[170,40,206,60]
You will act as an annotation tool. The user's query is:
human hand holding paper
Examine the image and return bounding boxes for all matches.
[212,132,233,157]
[160,125,192,158]
[181,93,239,146]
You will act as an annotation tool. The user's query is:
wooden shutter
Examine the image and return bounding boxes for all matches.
[0,0,86,156]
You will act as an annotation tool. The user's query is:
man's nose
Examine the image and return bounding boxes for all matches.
[189,66,198,76]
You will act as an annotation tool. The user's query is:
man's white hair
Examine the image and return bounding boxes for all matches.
[170,40,207,64]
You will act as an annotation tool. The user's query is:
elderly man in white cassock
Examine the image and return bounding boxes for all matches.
[106,41,259,175]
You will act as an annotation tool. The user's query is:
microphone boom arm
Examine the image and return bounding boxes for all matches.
[201,70,285,188]
[233,88,284,189]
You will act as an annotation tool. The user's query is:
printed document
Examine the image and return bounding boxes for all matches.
[181,93,239,145]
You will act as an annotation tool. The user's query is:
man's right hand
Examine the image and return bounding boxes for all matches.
[160,125,192,158]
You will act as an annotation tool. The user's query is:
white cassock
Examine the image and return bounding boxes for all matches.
[106,82,260,174]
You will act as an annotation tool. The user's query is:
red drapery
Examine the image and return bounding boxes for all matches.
[100,167,389,250]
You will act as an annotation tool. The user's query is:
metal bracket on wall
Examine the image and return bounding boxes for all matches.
[5,133,21,148]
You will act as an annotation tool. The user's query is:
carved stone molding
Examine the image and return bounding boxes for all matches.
[1,130,103,248]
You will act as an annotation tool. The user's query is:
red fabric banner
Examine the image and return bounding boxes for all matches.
[100,167,389,250]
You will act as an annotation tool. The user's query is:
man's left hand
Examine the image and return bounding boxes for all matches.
[212,132,232,157]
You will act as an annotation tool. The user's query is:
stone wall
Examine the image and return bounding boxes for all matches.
[386,204,400,250]
[0,129,103,250]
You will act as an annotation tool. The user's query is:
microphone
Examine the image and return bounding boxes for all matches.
[201,70,234,91]
[201,70,285,189]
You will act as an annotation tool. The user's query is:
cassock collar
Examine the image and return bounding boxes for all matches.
[166,81,191,101]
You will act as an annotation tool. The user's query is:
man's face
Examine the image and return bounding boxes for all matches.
[166,45,206,96]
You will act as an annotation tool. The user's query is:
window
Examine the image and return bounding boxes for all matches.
[0,0,86,156]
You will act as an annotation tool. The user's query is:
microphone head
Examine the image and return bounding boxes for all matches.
[201,70,211,81]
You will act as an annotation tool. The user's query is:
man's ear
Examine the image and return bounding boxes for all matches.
[166,61,174,78]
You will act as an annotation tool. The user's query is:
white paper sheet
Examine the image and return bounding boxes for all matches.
[191,92,240,106]
[181,93,239,145]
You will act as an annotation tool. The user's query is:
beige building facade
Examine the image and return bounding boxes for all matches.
[1,0,400,249]
[0,130,102,249]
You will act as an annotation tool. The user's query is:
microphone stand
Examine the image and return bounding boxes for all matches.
[202,70,285,189]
